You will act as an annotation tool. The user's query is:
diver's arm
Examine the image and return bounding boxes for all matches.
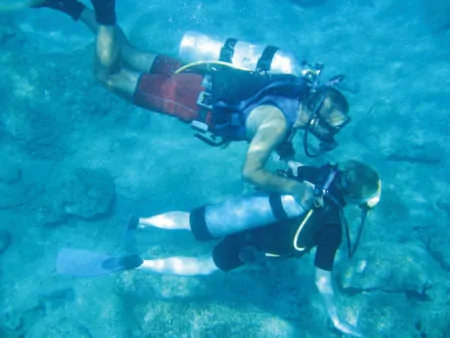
[242,118,312,207]
[315,268,339,324]
[273,142,305,174]
[315,268,364,337]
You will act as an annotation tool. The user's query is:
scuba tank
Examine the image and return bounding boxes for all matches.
[178,31,323,85]
[177,31,347,154]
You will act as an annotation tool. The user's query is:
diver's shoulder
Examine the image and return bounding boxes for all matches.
[248,104,287,123]
[245,104,288,139]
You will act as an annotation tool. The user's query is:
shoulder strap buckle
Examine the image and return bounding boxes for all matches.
[193,132,227,147]
[197,91,213,110]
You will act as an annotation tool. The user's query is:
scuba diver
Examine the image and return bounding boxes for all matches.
[58,160,381,338]
[31,0,351,203]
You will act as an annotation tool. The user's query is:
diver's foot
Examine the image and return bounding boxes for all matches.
[101,254,143,271]
[30,0,85,21]
[89,0,116,26]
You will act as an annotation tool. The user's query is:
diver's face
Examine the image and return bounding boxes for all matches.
[319,97,350,130]
[307,104,350,151]
[311,103,350,144]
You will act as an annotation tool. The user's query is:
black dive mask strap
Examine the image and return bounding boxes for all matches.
[304,115,320,158]
[303,94,338,158]
[303,98,323,158]
[344,208,368,259]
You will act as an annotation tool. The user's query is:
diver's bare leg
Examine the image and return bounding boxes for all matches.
[79,8,157,73]
[137,256,218,275]
[90,24,141,99]
[95,25,120,73]
[82,1,137,99]
[137,212,191,231]
[131,212,218,275]
[31,1,154,98]
[32,1,156,72]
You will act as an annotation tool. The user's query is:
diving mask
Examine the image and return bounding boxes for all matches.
[304,103,351,155]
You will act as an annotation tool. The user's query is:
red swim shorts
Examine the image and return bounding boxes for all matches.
[133,55,205,123]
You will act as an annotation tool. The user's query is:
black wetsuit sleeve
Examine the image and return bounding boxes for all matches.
[314,223,342,271]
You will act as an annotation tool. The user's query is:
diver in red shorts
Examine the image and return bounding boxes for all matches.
[32,0,351,206]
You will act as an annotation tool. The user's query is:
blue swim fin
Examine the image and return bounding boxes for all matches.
[56,248,143,277]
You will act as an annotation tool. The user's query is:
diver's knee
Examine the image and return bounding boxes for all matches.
[96,49,119,69]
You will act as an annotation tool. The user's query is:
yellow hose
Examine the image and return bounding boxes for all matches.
[293,209,314,251]
[264,208,315,257]
[174,60,252,74]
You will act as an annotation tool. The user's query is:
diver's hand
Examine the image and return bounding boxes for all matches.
[293,182,314,211]
[333,319,365,337]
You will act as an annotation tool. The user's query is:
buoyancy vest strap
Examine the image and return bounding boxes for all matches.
[219,38,238,63]
[269,194,289,221]
[257,46,279,74]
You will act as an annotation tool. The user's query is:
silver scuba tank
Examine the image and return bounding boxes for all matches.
[202,193,307,239]
[178,31,321,80]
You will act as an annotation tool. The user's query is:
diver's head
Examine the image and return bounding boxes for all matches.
[295,87,350,156]
[305,87,350,142]
[336,160,381,209]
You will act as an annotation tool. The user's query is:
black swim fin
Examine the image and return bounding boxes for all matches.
[30,0,85,21]
[89,0,116,25]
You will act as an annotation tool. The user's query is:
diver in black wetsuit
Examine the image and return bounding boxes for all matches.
[58,160,381,337]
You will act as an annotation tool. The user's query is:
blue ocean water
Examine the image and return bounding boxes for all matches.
[0,0,449,337]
